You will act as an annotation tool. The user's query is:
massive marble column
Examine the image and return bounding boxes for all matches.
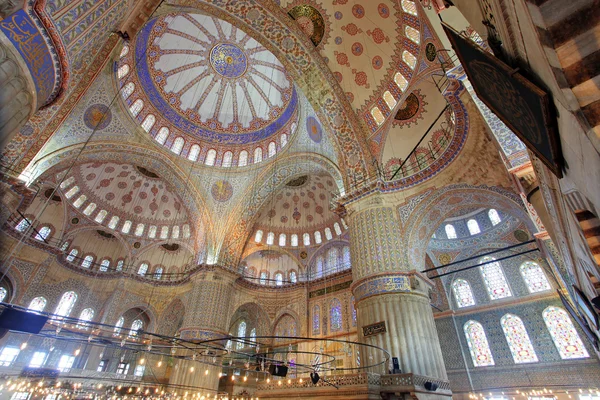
[346,194,448,383]
[169,268,236,394]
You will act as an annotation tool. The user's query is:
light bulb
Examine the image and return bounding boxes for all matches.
[158,360,163,367]
[74,348,81,356]
[190,366,195,372]
[140,358,145,365]
[20,342,27,350]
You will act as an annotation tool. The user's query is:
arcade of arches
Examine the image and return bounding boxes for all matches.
[0,0,599,399]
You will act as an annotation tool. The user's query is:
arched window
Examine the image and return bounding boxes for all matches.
[342,246,351,268]
[330,299,342,332]
[402,51,417,69]
[543,306,589,359]
[394,72,409,91]
[114,316,125,336]
[351,296,357,326]
[501,314,538,363]
[324,227,333,240]
[108,216,120,229]
[160,226,169,239]
[154,267,163,280]
[55,291,77,317]
[188,144,200,161]
[315,255,324,278]
[120,44,129,57]
[467,219,481,235]
[303,233,311,246]
[520,261,551,293]
[479,257,512,300]
[371,106,385,126]
[259,271,268,285]
[279,233,286,247]
[275,273,283,286]
[254,230,263,243]
[81,255,94,269]
[222,151,233,167]
[236,321,247,349]
[66,248,78,262]
[28,297,47,312]
[15,218,31,232]
[117,64,130,79]
[313,305,320,334]
[291,234,298,247]
[452,279,476,308]
[238,150,248,167]
[60,241,70,251]
[77,308,95,329]
[488,209,501,225]
[171,137,184,155]
[83,202,97,216]
[266,232,275,245]
[314,231,322,244]
[130,99,144,117]
[73,195,87,208]
[116,260,124,271]
[250,327,256,346]
[34,226,52,241]
[155,127,169,145]
[95,209,108,223]
[172,225,180,239]
[65,185,80,199]
[334,222,342,236]
[60,176,76,189]
[405,26,420,44]
[138,263,148,276]
[121,82,134,99]
[383,90,397,110]
[268,142,276,157]
[134,223,145,237]
[141,114,155,132]
[281,133,288,147]
[401,0,418,16]
[129,319,143,338]
[121,220,132,234]
[253,147,263,163]
[205,149,217,166]
[464,320,495,366]
[0,287,7,302]
[327,247,339,272]
[183,224,191,238]
[289,270,297,283]
[148,225,157,239]
[445,224,457,239]
[99,259,110,272]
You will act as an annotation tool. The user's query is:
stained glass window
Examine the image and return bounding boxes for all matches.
[83,202,97,216]
[238,150,248,167]
[328,248,339,272]
[281,133,288,147]
[275,273,283,286]
[0,347,19,366]
[268,142,276,158]
[77,308,95,329]
[279,233,286,247]
[171,137,184,155]
[480,256,512,300]
[138,263,148,276]
[117,64,130,79]
[467,219,481,235]
[237,321,246,349]
[65,185,79,199]
[134,223,145,237]
[120,45,129,58]
[29,351,47,368]
[325,227,333,240]
[34,226,51,241]
[203,149,216,166]
[255,230,263,243]
[0,287,7,302]
[254,147,263,163]
[113,317,124,336]
[520,262,551,293]
[148,225,157,239]
[183,224,191,238]
[61,241,70,251]
[371,106,385,126]
[155,127,169,145]
[445,224,457,239]
[141,114,155,132]
[116,260,124,271]
[313,305,320,334]
[15,218,31,232]
[160,226,169,239]
[343,246,351,269]
[351,296,357,326]
[289,270,297,283]
[403,51,417,69]
[383,91,397,110]
[266,232,275,245]
[260,271,268,285]
[108,216,120,230]
[405,26,420,44]
[222,151,233,167]
[60,176,75,189]
[314,231,322,244]
[394,72,409,91]
[73,195,87,208]
[121,220,132,234]
[452,279,476,308]
[330,299,342,332]
[55,291,77,317]
[66,249,78,262]
[315,256,324,278]
[154,267,163,280]
[188,144,200,161]
[543,306,589,359]
[28,296,47,312]
[130,99,143,117]
[303,233,311,246]
[275,315,297,342]
[488,209,501,225]
[291,234,298,247]
[129,319,143,338]
[401,0,418,16]
[464,320,495,366]
[501,314,538,363]
[95,209,108,223]
[121,82,134,99]
[99,259,110,272]
[334,222,342,236]
[81,255,94,269]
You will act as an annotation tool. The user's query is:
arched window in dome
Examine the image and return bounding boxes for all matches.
[28,297,47,312]
[73,194,87,208]
[445,224,457,239]
[141,115,155,132]
[371,106,385,126]
[95,209,108,223]
[129,319,143,338]
[238,150,248,167]
[55,291,77,317]
[281,133,288,147]
[117,64,130,79]
[401,0,418,16]
[108,216,119,230]
[313,305,320,334]
[171,137,184,155]
[65,185,80,199]
[464,320,494,366]
[303,233,311,246]
[182,224,190,239]
[148,225,157,239]
[130,99,143,117]
[250,328,256,343]
[154,267,163,280]
[501,314,538,363]
[314,231,322,244]
[324,227,333,240]
[172,226,180,239]
[222,151,233,167]
[60,176,75,189]
[120,45,129,58]
[279,233,286,247]
[328,247,339,272]
[83,202,96,216]
[0,287,7,302]
[34,226,52,242]
[155,127,169,145]
[187,144,200,161]
[266,232,275,245]
[66,248,78,262]
[259,271,268,285]
[488,209,501,225]
[334,223,342,236]
[383,91,397,110]
[289,270,297,283]
[116,260,124,271]
[275,273,283,286]
[315,255,324,278]
[205,149,217,166]
[138,263,148,276]
[480,256,512,299]
[291,234,298,247]
[160,226,169,239]
[452,279,475,308]
[467,219,481,235]
[15,217,31,232]
[543,306,589,359]
[520,261,551,293]
[81,255,94,269]
[113,317,125,336]
[255,230,263,243]
[342,246,351,268]
[99,259,110,272]
[405,26,420,44]
[268,142,276,158]
[236,321,246,349]
[121,82,135,100]
[394,72,409,91]
[121,220,132,234]
[247,267,256,278]
[60,241,70,252]
[77,308,94,329]
[330,298,342,332]
[134,223,145,237]
[403,51,417,69]
[254,147,263,163]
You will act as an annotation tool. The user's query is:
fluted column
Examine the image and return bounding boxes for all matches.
[346,194,448,381]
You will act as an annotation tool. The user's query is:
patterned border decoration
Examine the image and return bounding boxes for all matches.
[352,275,411,302]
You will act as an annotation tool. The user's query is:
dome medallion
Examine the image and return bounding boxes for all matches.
[210,43,248,78]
